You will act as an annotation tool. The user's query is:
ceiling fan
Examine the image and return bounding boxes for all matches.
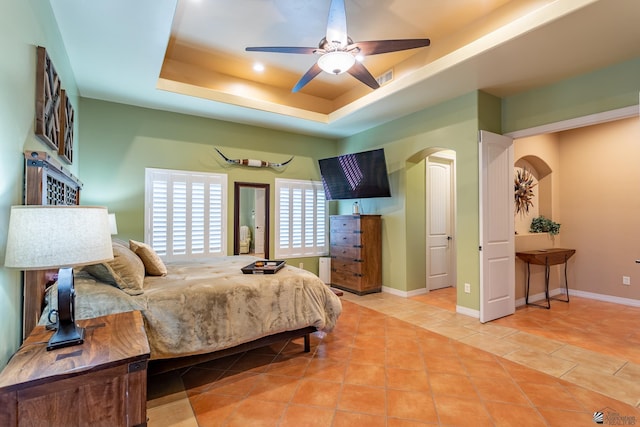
[246,0,430,93]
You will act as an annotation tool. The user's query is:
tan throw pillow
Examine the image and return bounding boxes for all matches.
[129,239,167,276]
[83,243,145,295]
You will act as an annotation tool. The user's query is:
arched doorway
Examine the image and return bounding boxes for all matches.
[426,151,457,292]
[405,147,458,309]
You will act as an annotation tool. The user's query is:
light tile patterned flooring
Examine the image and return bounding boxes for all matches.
[147,288,640,426]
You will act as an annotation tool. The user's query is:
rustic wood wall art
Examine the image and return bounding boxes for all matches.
[58,90,74,164]
[35,46,61,151]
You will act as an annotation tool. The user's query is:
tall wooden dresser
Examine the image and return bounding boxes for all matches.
[330,214,382,295]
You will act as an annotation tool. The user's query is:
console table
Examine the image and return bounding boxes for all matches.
[516,248,576,309]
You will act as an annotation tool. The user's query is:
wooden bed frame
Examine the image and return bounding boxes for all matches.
[22,151,314,373]
[22,151,82,338]
[148,327,314,376]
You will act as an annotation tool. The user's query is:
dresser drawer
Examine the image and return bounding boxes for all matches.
[330,246,361,260]
[332,259,362,274]
[331,269,363,288]
[330,217,359,233]
[330,232,361,247]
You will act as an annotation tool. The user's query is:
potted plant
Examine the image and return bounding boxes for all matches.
[529,216,561,235]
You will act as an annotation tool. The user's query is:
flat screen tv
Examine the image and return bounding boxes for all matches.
[318,148,391,200]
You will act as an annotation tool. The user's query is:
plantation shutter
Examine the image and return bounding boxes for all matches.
[275,178,327,258]
[145,168,227,260]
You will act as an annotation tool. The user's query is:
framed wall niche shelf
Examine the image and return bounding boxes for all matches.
[35,46,61,151]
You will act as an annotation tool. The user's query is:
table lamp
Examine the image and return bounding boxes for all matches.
[4,205,114,350]
[108,213,118,235]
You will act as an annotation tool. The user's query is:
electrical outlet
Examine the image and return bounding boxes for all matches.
[623,276,631,286]
[464,283,471,293]
[299,262,304,270]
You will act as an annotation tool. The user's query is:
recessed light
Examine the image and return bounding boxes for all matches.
[253,62,265,72]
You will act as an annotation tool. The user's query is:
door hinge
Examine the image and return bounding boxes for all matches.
[479,246,483,251]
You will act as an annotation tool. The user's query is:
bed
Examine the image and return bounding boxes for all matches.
[40,242,342,372]
[23,151,342,374]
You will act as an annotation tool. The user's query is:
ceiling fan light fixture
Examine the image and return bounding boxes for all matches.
[317,51,355,75]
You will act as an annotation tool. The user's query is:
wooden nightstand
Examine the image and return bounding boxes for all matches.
[0,311,150,427]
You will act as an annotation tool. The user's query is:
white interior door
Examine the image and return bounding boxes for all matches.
[426,155,454,290]
[479,130,515,323]
[254,189,265,254]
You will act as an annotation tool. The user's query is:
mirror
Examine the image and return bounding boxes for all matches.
[234,182,270,259]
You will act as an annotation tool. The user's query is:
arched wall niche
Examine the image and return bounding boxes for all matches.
[514,154,553,234]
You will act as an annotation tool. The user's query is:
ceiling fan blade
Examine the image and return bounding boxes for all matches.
[326,0,348,47]
[292,63,323,93]
[246,46,319,55]
[347,62,380,90]
[351,39,431,56]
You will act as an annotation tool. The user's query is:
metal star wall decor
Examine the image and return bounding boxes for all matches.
[514,168,537,215]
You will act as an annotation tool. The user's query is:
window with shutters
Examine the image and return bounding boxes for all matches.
[145,168,227,260]
[275,178,328,258]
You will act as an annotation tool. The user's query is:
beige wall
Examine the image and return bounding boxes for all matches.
[559,116,640,301]
[514,116,640,303]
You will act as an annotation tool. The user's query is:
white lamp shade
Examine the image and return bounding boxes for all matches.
[317,51,355,75]
[4,205,114,270]
[108,213,118,235]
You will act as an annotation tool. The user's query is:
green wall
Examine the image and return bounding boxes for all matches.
[77,99,338,263]
[337,92,500,309]
[0,0,80,365]
[503,57,640,133]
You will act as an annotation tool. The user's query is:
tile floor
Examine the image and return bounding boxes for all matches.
[147,288,640,426]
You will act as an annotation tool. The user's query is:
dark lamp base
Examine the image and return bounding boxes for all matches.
[46,266,84,351]
[47,322,84,351]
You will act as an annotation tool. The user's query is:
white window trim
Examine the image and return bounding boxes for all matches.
[275,178,328,258]
[145,168,227,260]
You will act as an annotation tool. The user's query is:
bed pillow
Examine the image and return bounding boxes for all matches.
[83,242,145,295]
[129,239,167,276]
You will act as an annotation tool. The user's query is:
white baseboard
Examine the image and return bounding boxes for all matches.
[456,305,479,318]
[515,288,563,307]
[381,286,427,298]
[517,287,640,308]
[566,289,640,308]
[381,286,479,318]
[382,286,640,314]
